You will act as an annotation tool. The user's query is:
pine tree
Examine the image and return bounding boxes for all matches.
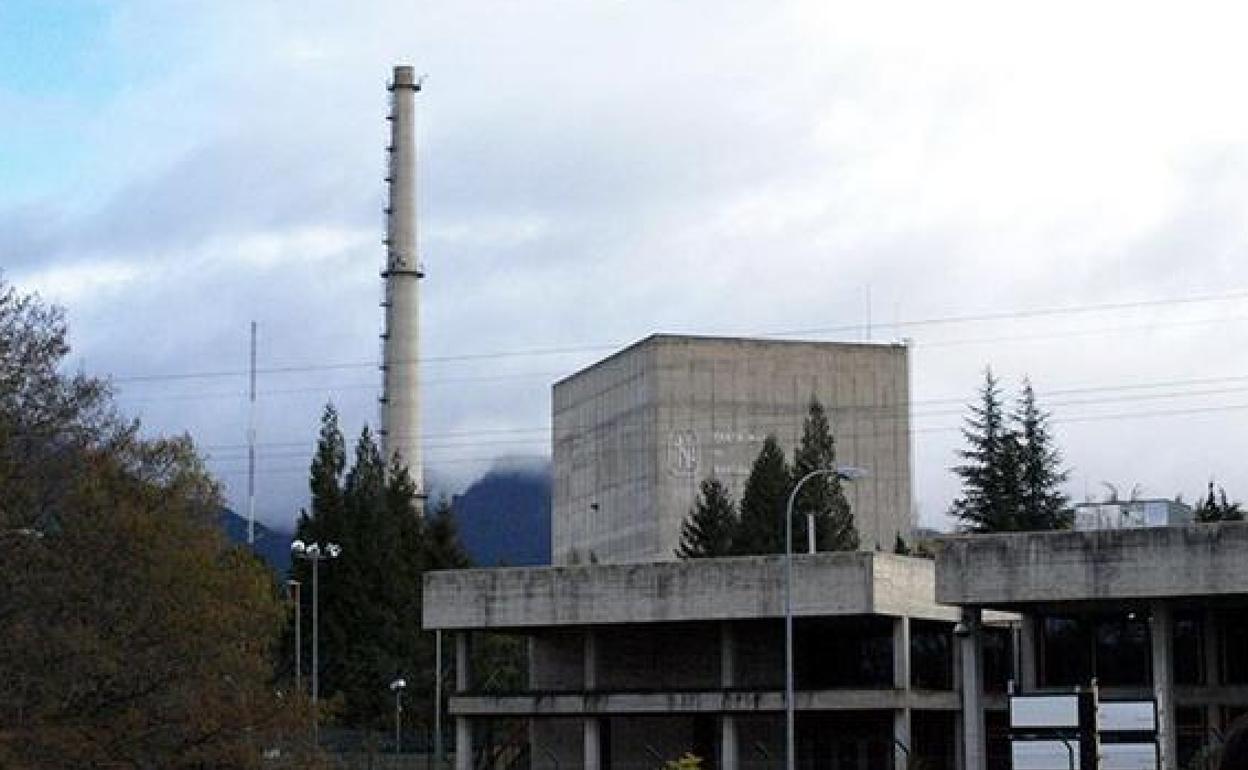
[1194,481,1245,522]
[792,398,858,551]
[675,477,738,558]
[290,415,471,729]
[1014,379,1070,530]
[950,369,1022,532]
[893,533,911,555]
[732,435,792,555]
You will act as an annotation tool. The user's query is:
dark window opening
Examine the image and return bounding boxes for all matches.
[911,620,953,690]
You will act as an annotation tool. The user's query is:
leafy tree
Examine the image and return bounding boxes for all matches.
[1014,379,1070,530]
[1194,481,1245,523]
[732,435,792,555]
[792,398,858,551]
[0,277,311,768]
[675,476,738,558]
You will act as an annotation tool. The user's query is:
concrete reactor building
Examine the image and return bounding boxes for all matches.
[552,334,913,563]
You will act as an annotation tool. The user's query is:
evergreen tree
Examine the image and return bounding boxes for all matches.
[1014,379,1071,530]
[675,477,738,558]
[1194,481,1245,522]
[950,369,1022,532]
[792,398,858,551]
[291,414,469,729]
[732,435,792,555]
[893,533,911,555]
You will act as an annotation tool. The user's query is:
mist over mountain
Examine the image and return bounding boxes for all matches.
[451,460,552,566]
[220,460,552,571]
[217,508,293,574]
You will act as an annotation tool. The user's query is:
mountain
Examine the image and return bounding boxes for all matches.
[217,508,293,575]
[452,462,552,566]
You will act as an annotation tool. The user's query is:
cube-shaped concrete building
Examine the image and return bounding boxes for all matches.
[552,335,913,563]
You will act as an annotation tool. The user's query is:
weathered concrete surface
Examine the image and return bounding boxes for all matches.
[935,523,1248,606]
[449,688,961,716]
[424,552,954,630]
[552,335,913,563]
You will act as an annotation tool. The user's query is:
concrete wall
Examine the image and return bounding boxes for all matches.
[936,523,1248,606]
[552,335,913,564]
[424,553,954,630]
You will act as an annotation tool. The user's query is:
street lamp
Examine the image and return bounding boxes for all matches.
[390,678,407,755]
[286,579,302,694]
[783,466,867,770]
[290,539,341,744]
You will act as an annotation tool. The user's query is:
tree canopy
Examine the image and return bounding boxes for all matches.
[950,369,1070,533]
[0,278,309,769]
[675,476,738,558]
[1194,481,1244,523]
[792,398,858,551]
[291,406,469,730]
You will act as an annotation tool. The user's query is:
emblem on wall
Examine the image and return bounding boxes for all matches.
[667,430,699,476]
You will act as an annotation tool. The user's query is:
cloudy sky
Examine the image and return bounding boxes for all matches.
[5,0,1248,531]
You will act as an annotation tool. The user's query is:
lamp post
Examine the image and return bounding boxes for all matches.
[783,466,867,770]
[390,678,407,754]
[286,579,302,694]
[290,539,341,744]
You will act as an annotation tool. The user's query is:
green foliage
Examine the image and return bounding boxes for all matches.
[732,435,792,555]
[793,398,858,551]
[0,277,310,768]
[291,408,472,730]
[675,476,738,558]
[661,753,704,769]
[1014,379,1070,530]
[1194,481,1244,523]
[951,370,1070,532]
[893,533,911,555]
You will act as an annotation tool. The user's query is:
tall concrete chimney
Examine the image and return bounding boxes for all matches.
[380,65,424,503]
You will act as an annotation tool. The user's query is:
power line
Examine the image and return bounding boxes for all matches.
[107,289,1248,384]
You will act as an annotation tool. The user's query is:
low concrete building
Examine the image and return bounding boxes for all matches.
[552,335,913,564]
[424,551,997,770]
[937,522,1248,770]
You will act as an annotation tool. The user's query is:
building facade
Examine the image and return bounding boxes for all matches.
[425,552,992,770]
[552,335,913,564]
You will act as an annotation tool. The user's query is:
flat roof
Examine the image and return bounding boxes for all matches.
[935,522,1248,607]
[552,333,907,388]
[423,551,955,630]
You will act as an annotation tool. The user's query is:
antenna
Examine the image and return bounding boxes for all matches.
[247,320,257,545]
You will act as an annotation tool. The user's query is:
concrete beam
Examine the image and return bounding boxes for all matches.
[425,552,955,630]
[936,524,1248,606]
[448,688,961,717]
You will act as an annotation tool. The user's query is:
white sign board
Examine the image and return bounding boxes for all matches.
[1098,701,1157,732]
[1101,743,1158,770]
[1012,740,1082,770]
[1011,695,1081,729]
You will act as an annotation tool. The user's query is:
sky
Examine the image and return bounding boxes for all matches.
[5,0,1248,532]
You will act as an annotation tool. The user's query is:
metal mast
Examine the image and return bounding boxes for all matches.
[380,65,424,506]
[247,320,257,545]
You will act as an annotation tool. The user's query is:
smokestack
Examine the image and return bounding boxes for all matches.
[381,65,424,505]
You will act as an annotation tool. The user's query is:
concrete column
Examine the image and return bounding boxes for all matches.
[721,623,739,770]
[584,718,602,770]
[455,632,471,692]
[454,632,472,770]
[958,608,985,770]
[893,616,912,770]
[455,718,472,770]
[1151,602,1177,770]
[583,630,601,770]
[1017,615,1038,691]
[1204,609,1223,736]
